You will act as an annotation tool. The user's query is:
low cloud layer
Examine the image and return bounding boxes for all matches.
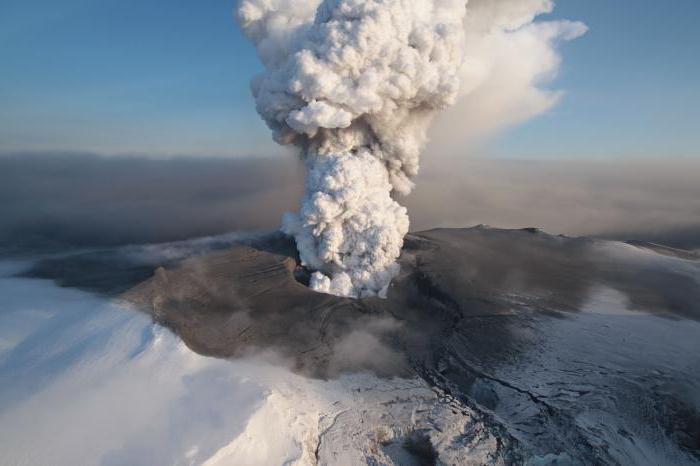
[0,152,302,250]
[1,152,698,250]
[407,156,700,249]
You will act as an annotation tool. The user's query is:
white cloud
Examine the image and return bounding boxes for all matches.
[429,0,587,154]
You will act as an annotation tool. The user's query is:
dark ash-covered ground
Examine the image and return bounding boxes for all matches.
[108,227,700,465]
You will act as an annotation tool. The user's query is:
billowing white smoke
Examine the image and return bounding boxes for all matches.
[238,0,466,298]
[237,0,584,298]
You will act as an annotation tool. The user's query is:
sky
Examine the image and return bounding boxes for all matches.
[0,0,699,159]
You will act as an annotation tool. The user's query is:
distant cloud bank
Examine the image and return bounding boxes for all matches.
[1,153,698,250]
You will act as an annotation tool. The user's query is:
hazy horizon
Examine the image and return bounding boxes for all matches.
[1,151,697,251]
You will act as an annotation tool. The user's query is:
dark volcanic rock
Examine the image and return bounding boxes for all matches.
[21,249,157,295]
[123,227,700,376]
[121,226,700,464]
[124,243,409,378]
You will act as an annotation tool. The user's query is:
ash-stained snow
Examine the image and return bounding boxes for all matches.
[2,227,699,465]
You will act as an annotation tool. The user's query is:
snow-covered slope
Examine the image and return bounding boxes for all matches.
[3,227,699,465]
[0,259,512,466]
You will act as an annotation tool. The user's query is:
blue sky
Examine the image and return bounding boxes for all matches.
[507,0,700,159]
[1,0,698,159]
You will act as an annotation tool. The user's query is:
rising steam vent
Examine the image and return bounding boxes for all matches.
[238,0,468,298]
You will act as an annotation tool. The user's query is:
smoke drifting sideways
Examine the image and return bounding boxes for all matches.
[1,153,698,254]
[237,0,586,298]
[432,0,588,151]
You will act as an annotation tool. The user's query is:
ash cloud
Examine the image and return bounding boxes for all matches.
[235,0,587,298]
[429,0,587,153]
[1,153,698,252]
[0,152,302,251]
[406,157,700,250]
[239,0,468,298]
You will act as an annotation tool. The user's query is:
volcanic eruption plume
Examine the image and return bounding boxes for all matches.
[238,0,466,297]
